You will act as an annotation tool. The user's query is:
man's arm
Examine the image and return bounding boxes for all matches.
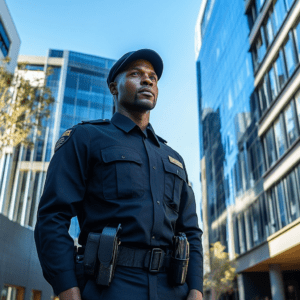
[176,160,203,296]
[34,125,90,296]
[59,287,81,300]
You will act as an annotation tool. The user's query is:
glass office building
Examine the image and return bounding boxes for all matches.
[0,49,115,240]
[196,0,300,299]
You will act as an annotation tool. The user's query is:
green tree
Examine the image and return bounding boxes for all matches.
[204,241,236,299]
[0,57,54,156]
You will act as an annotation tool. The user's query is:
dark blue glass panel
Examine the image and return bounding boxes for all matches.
[272,0,287,34]
[49,49,63,58]
[0,20,10,57]
[264,127,277,168]
[25,65,44,71]
[284,33,298,77]
[295,21,300,59]
[275,51,287,89]
[273,116,287,157]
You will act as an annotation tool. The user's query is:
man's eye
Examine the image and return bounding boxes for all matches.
[150,76,157,81]
[131,72,139,76]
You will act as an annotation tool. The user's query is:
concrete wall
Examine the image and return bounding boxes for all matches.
[0,214,53,300]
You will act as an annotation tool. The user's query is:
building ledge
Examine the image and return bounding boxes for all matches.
[248,0,272,46]
[19,161,50,172]
[262,136,300,190]
[235,218,300,273]
[253,0,300,87]
[258,63,300,136]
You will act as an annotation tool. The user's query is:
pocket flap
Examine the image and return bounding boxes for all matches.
[101,147,142,164]
[162,158,186,182]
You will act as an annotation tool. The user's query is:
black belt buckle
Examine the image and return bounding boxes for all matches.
[149,248,163,273]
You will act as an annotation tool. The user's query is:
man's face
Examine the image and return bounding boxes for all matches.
[110,59,159,112]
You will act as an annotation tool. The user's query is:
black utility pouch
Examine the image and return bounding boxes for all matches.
[96,224,122,286]
[169,232,189,285]
[83,224,122,286]
[83,233,101,275]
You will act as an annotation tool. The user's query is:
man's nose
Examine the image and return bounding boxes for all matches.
[141,75,153,86]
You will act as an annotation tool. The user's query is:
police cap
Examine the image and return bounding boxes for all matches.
[107,49,163,87]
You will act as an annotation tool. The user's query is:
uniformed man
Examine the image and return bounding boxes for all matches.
[34,49,203,300]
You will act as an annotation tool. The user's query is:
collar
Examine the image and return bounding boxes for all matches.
[111,112,160,147]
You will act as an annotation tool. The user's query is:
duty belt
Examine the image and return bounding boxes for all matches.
[116,246,171,273]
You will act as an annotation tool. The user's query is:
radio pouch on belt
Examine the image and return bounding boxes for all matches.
[96,224,122,286]
[170,232,189,285]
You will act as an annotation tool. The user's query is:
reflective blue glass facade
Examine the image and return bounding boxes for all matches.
[197,0,255,250]
[60,51,114,137]
[197,0,300,297]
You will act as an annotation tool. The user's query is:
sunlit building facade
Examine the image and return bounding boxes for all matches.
[196,0,300,299]
[0,49,115,234]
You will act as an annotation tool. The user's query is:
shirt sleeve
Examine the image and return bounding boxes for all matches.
[34,125,90,295]
[176,161,203,294]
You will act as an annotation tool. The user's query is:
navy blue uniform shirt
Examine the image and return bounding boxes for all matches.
[34,112,203,296]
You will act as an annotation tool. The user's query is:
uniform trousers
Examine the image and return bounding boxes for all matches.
[79,266,189,300]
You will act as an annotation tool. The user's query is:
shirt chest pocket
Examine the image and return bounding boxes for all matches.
[162,158,186,213]
[101,147,144,200]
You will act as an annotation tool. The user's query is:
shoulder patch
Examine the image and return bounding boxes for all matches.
[80,119,110,125]
[157,135,167,144]
[54,127,76,152]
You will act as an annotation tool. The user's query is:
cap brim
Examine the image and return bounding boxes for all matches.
[112,49,163,83]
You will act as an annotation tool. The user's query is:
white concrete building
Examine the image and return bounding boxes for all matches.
[0,0,20,73]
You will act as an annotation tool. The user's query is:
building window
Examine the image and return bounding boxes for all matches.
[259,29,267,63]
[265,15,274,47]
[275,181,289,228]
[295,90,300,124]
[31,290,42,300]
[294,21,300,60]
[283,32,298,77]
[258,75,271,113]
[0,284,25,300]
[268,66,278,100]
[283,100,299,146]
[273,115,287,157]
[0,19,11,57]
[247,4,257,30]
[264,127,277,168]
[251,200,263,246]
[267,189,279,234]
[285,0,295,10]
[49,49,63,58]
[272,0,287,34]
[259,194,269,238]
[27,172,41,227]
[285,170,300,221]
[274,50,287,90]
[256,0,265,13]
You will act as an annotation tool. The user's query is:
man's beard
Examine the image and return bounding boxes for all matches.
[125,94,157,112]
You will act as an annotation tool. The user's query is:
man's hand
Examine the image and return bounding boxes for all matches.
[187,289,203,300]
[59,287,81,300]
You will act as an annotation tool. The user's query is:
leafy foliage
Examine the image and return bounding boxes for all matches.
[204,241,236,299]
[0,57,54,154]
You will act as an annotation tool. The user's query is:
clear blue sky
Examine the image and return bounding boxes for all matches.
[6,0,203,220]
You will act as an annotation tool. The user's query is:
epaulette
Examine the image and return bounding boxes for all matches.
[157,135,167,144]
[80,119,110,125]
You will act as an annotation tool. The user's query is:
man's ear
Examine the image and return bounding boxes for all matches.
[109,82,118,96]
